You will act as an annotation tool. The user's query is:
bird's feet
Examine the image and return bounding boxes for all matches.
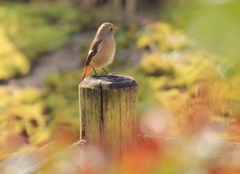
[107,72,116,75]
[93,74,100,77]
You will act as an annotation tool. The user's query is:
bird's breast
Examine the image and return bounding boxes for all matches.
[90,37,116,69]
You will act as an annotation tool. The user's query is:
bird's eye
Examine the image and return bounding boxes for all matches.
[110,28,113,30]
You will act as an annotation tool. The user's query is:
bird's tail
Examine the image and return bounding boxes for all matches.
[81,65,92,81]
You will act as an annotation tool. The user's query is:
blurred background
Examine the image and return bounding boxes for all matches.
[1,0,240,173]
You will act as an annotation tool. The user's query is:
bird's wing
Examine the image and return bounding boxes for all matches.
[85,39,103,66]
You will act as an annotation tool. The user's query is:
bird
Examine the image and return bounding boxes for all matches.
[81,22,118,81]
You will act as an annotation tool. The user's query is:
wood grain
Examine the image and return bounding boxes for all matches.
[79,74,138,159]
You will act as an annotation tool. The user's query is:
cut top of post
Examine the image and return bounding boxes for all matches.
[79,74,138,90]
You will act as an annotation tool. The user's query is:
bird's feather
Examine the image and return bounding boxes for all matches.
[81,65,92,81]
[85,39,103,66]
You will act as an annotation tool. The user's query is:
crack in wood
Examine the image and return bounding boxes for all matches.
[99,82,104,145]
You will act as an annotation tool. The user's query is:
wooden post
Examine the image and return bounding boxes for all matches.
[79,75,138,159]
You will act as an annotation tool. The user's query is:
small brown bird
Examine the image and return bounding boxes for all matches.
[81,22,118,81]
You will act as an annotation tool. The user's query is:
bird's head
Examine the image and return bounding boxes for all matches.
[98,22,118,37]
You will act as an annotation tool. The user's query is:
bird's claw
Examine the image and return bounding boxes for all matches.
[93,74,100,77]
[107,72,116,75]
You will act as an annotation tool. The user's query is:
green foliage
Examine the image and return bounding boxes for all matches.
[137,22,189,52]
[0,27,30,79]
[164,0,240,77]
[136,21,240,138]
[0,71,82,160]
[44,70,81,126]
[140,53,176,76]
[115,23,139,49]
[0,86,48,160]
[5,2,81,59]
[0,2,80,80]
[122,67,157,113]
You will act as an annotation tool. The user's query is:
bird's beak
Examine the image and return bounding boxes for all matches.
[114,27,118,30]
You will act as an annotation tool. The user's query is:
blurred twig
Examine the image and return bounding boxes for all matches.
[19,135,240,173]
[18,139,86,174]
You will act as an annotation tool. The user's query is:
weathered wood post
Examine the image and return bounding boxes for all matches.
[79,75,138,159]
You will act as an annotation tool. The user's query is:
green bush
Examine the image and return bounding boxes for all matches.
[0,2,81,80]
[5,2,81,59]
[140,53,176,76]
[44,70,82,121]
[137,22,189,52]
